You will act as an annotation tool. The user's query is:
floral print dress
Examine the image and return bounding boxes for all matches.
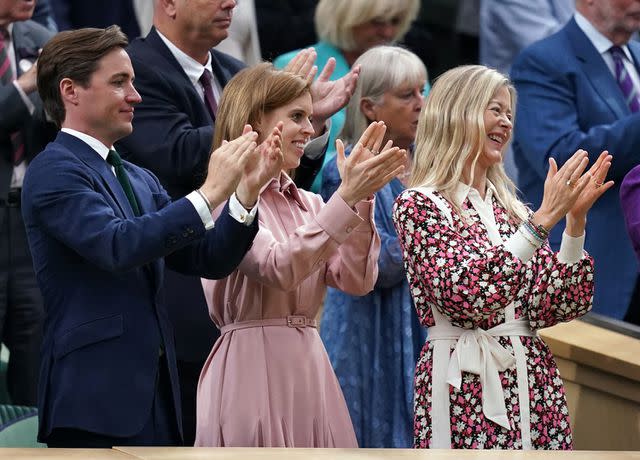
[392,184,593,450]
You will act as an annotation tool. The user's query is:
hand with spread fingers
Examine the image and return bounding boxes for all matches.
[283,48,318,85]
[531,149,592,233]
[309,58,361,134]
[200,129,259,210]
[236,123,285,208]
[284,48,361,136]
[335,121,407,207]
[566,150,614,235]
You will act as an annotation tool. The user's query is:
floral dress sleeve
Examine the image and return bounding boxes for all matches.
[525,235,594,329]
[392,189,528,328]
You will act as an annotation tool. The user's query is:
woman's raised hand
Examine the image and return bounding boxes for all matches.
[566,151,614,235]
[236,123,284,208]
[335,121,407,207]
[532,149,613,236]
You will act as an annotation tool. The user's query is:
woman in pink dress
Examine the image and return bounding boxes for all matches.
[392,65,614,449]
[194,63,407,447]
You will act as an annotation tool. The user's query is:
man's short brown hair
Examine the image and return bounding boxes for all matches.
[37,25,129,127]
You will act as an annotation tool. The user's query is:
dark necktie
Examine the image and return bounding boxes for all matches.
[610,45,640,113]
[0,27,24,165]
[107,149,141,216]
[199,69,218,120]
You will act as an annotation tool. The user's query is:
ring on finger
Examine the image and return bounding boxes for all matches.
[566,179,577,189]
[371,149,379,155]
[594,180,603,188]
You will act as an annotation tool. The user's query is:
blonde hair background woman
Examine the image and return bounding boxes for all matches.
[195,63,407,447]
[393,65,612,449]
[273,0,419,192]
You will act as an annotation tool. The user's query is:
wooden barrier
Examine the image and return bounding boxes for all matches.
[539,320,640,450]
[1,447,636,460]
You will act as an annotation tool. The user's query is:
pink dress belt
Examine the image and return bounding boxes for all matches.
[219,315,317,335]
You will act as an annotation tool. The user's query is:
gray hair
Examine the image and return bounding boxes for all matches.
[340,46,427,145]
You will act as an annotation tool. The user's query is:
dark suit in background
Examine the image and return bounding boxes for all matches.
[23,131,258,444]
[0,19,55,405]
[50,0,141,38]
[511,17,640,322]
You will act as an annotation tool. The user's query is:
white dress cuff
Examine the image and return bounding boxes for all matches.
[503,227,543,263]
[228,192,258,226]
[186,191,215,230]
[557,231,586,264]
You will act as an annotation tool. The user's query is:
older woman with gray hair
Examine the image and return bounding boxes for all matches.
[274,0,419,192]
[319,45,428,448]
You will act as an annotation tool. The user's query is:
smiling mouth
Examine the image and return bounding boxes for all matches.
[488,134,506,144]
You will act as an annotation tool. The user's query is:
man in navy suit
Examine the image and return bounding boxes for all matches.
[115,0,359,444]
[22,25,278,447]
[0,0,56,406]
[511,0,640,324]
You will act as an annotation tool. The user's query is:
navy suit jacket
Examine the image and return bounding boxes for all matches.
[21,132,258,440]
[0,20,56,199]
[511,18,640,319]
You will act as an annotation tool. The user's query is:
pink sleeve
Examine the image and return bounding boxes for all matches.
[323,197,380,295]
[237,193,379,294]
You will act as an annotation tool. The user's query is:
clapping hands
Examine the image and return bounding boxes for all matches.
[532,149,614,236]
[236,123,285,208]
[335,121,407,207]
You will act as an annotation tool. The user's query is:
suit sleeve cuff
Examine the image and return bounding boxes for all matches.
[186,191,215,230]
[304,120,331,160]
[228,192,258,226]
[557,231,586,264]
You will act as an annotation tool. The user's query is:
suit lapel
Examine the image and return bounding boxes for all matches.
[210,51,234,87]
[124,165,164,291]
[56,132,135,219]
[146,27,194,90]
[567,18,628,119]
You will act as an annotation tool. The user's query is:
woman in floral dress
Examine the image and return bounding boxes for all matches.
[392,65,614,449]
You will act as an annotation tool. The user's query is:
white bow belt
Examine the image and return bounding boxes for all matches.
[427,318,536,448]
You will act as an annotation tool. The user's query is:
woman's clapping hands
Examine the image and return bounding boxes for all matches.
[532,149,614,236]
[335,121,407,207]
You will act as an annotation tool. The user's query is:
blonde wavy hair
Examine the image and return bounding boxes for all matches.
[410,65,528,221]
[314,0,419,52]
[212,63,310,150]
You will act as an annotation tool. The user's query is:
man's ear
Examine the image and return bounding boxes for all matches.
[159,0,178,19]
[59,78,79,106]
[360,98,377,122]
